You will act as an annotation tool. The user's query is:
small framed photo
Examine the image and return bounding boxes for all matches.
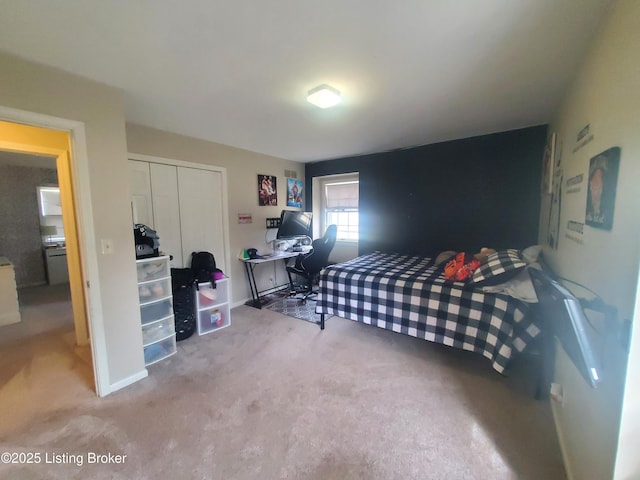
[258,174,277,206]
[585,147,620,230]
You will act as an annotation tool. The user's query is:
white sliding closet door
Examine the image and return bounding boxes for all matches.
[150,163,183,267]
[129,160,153,227]
[178,167,226,273]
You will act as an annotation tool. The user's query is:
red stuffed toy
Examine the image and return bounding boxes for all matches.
[443,252,481,282]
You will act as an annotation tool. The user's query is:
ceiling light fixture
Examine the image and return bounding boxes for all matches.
[307,84,342,109]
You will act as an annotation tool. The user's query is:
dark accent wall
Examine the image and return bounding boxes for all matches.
[306,125,547,256]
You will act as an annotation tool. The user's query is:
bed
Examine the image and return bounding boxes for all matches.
[315,251,541,373]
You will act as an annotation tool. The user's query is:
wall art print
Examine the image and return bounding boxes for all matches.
[286,178,303,208]
[541,132,556,195]
[585,147,620,230]
[258,174,277,206]
[547,136,563,249]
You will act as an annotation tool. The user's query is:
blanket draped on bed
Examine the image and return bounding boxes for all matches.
[315,252,540,373]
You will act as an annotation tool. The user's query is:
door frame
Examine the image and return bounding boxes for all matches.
[0,105,109,397]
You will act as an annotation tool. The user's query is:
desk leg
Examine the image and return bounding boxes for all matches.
[244,262,262,308]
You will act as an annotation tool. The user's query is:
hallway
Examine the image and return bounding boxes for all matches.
[0,284,94,433]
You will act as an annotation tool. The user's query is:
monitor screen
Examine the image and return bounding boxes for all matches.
[276,211,312,239]
[529,268,601,388]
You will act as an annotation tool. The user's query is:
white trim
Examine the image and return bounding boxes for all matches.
[0,312,21,326]
[128,152,225,173]
[108,369,148,394]
[551,401,574,480]
[128,152,232,281]
[0,105,109,397]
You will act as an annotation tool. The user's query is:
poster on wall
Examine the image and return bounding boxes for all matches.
[286,178,303,208]
[541,132,556,194]
[548,168,563,249]
[258,174,277,206]
[585,147,620,230]
[547,136,563,249]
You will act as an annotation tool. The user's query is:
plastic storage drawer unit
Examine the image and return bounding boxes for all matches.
[136,256,177,367]
[195,278,231,335]
[138,277,171,304]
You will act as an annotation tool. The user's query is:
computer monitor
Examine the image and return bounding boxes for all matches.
[276,210,312,240]
[529,268,601,388]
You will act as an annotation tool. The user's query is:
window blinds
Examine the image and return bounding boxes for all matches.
[325,182,358,209]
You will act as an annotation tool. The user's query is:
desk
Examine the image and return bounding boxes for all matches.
[240,251,301,308]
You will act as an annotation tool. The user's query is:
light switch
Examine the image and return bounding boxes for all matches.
[101,239,114,255]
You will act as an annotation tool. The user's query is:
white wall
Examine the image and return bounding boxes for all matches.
[0,53,146,391]
[538,1,640,478]
[125,124,306,305]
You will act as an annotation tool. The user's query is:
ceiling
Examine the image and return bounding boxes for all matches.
[0,1,613,163]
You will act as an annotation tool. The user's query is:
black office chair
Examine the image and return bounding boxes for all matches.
[286,225,337,303]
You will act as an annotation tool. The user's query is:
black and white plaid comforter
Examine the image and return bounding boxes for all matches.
[316,252,540,373]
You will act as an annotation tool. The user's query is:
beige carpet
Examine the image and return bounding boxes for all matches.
[0,293,565,480]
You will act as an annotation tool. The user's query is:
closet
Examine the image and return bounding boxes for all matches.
[128,158,227,274]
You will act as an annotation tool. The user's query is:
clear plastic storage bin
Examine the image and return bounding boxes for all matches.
[197,303,231,334]
[136,256,170,283]
[142,315,175,346]
[196,279,229,309]
[143,335,177,365]
[138,277,172,304]
[140,298,173,325]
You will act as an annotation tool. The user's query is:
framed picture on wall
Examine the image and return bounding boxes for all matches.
[585,147,620,230]
[258,174,277,206]
[286,178,303,208]
[541,132,556,194]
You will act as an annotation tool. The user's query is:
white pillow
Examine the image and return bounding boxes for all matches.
[521,245,542,264]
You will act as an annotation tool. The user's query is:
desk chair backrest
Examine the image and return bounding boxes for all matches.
[299,224,337,274]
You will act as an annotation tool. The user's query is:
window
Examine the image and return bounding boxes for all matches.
[324,179,359,241]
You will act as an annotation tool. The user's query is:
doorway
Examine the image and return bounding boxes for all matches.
[0,120,94,393]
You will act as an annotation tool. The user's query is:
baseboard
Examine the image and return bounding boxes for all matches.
[107,369,148,395]
[551,400,574,480]
[231,298,251,309]
[0,311,21,326]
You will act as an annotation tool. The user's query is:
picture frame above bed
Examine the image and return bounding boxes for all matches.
[541,132,556,195]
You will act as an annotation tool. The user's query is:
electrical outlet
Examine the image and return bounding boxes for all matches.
[266,217,281,229]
